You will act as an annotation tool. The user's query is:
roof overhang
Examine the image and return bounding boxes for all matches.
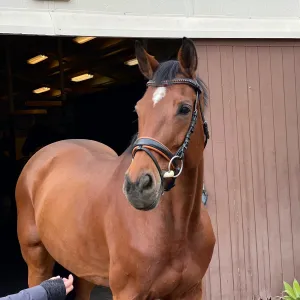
[1,10,300,38]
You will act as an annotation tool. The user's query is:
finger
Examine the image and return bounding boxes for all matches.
[63,274,72,281]
[64,282,71,289]
[65,274,74,286]
[69,274,74,283]
[63,278,72,288]
[66,285,74,295]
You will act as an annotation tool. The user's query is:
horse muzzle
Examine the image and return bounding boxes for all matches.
[123,173,162,211]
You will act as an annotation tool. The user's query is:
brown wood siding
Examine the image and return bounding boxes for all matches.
[196,40,300,299]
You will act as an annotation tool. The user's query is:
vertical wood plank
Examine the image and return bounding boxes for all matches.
[246,46,270,298]
[204,267,211,300]
[243,47,259,298]
[197,45,221,300]
[202,276,207,300]
[220,45,242,300]
[270,47,295,284]
[282,46,300,282]
[201,262,212,300]
[258,46,283,296]
[233,45,255,298]
[292,46,300,280]
[197,46,211,300]
[207,45,234,300]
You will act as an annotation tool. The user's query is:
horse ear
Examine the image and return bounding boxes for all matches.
[177,37,198,78]
[135,40,159,79]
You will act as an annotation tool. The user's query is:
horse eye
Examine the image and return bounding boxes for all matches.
[177,104,191,116]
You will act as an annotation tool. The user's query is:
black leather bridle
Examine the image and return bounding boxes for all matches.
[132,78,210,192]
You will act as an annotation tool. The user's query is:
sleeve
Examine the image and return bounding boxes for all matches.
[40,279,66,300]
[0,286,48,300]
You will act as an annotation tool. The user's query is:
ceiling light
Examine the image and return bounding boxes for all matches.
[124,58,138,66]
[71,73,94,82]
[33,87,50,94]
[27,55,48,65]
[14,109,47,115]
[92,76,114,86]
[26,101,62,107]
[73,36,96,44]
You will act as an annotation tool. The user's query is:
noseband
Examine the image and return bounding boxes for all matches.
[132,78,210,192]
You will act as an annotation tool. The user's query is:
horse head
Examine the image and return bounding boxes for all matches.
[123,37,209,211]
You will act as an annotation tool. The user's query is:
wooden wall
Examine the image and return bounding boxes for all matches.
[196,40,300,300]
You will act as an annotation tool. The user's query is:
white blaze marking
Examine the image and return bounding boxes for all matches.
[152,87,166,106]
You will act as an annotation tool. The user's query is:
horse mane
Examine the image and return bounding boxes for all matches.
[126,60,209,153]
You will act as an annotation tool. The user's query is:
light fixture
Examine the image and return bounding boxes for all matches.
[73,36,96,44]
[27,55,48,65]
[26,101,62,107]
[33,87,50,94]
[71,73,94,82]
[92,76,114,86]
[14,109,47,115]
[124,58,138,66]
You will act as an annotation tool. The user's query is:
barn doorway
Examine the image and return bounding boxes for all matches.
[0,35,181,298]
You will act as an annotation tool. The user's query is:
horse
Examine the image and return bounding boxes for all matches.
[15,37,215,300]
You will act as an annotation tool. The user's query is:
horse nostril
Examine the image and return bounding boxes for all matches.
[139,174,153,191]
[124,175,133,193]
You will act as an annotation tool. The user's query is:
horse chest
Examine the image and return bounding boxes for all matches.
[113,243,203,298]
[110,215,214,298]
[153,250,203,296]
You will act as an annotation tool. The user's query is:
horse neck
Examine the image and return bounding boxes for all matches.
[163,161,203,238]
[162,108,206,237]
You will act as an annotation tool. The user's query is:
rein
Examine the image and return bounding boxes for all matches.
[132,78,210,192]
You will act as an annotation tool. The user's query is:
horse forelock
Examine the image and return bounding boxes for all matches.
[152,60,208,106]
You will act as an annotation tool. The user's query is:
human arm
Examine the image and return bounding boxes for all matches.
[0,275,74,300]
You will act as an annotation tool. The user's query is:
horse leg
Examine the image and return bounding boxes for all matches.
[75,278,95,300]
[25,243,55,287]
[179,283,202,300]
[111,290,146,300]
[16,194,55,287]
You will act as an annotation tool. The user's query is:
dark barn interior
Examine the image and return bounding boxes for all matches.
[0,35,181,298]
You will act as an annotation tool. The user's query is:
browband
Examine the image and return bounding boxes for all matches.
[147,78,202,92]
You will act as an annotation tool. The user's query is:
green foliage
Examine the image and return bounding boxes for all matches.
[282,279,300,300]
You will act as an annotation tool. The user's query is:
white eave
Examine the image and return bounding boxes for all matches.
[1,9,300,38]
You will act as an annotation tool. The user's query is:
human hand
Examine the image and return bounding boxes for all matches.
[50,274,74,295]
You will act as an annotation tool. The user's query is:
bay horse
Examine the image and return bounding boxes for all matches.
[16,37,215,300]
